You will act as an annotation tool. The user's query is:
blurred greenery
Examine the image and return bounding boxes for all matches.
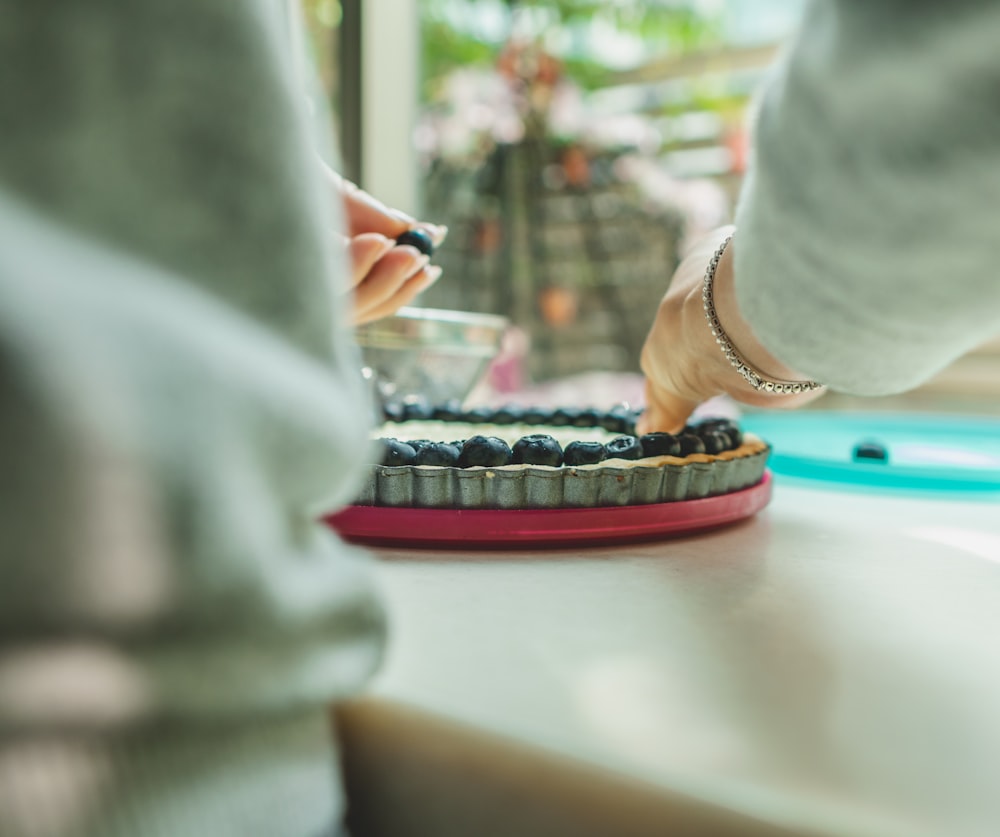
[421,0,723,99]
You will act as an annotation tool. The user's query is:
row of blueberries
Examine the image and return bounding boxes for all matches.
[376,420,744,470]
[381,400,644,435]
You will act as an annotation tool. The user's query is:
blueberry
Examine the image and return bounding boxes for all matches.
[551,407,582,426]
[379,438,417,466]
[461,406,495,423]
[492,404,526,425]
[414,442,461,466]
[640,432,681,458]
[677,434,707,456]
[512,434,563,466]
[459,435,513,467]
[401,399,434,421]
[599,408,631,434]
[604,435,644,461]
[432,400,464,421]
[522,407,554,425]
[563,441,607,466]
[407,439,434,453]
[382,402,404,423]
[395,228,435,257]
[853,441,888,463]
[701,431,731,455]
[573,407,603,428]
[697,418,742,447]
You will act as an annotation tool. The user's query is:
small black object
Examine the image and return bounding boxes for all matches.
[599,408,632,434]
[550,407,582,427]
[563,441,607,466]
[461,405,496,423]
[491,404,526,425]
[640,432,681,458]
[853,441,889,463]
[522,406,554,425]
[401,399,434,422]
[395,228,435,257]
[406,439,434,453]
[677,434,707,456]
[414,442,461,466]
[512,434,564,466]
[604,435,644,461]
[574,407,603,428]
[379,438,417,466]
[700,431,731,455]
[431,400,463,421]
[459,436,513,468]
[696,418,742,447]
[382,402,404,423]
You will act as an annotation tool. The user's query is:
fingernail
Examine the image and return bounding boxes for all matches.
[413,265,442,292]
[427,224,449,246]
[389,208,417,225]
[374,236,395,258]
[408,254,431,277]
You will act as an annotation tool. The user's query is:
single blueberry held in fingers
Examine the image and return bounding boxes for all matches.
[640,432,681,458]
[604,435,644,460]
[677,434,707,456]
[414,442,461,466]
[395,228,435,257]
[563,441,607,466]
[459,436,513,467]
[512,434,563,466]
[379,438,417,466]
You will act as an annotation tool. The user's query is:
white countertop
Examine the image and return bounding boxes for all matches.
[366,479,1000,837]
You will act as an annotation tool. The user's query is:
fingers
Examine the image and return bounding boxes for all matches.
[350,244,442,326]
[344,233,396,289]
[354,265,443,326]
[326,166,448,246]
[636,380,700,435]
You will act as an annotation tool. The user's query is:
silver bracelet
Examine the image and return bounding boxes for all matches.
[703,235,823,395]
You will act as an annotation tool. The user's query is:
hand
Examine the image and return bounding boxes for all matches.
[637,226,824,434]
[324,165,448,325]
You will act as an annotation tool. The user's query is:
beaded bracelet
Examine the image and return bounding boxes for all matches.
[703,235,823,395]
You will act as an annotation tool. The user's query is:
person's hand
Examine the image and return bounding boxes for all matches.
[324,165,448,325]
[637,226,825,434]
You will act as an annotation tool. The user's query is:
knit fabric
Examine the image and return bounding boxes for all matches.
[735,0,1000,394]
[0,1,384,835]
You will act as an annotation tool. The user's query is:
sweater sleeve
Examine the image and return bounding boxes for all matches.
[733,0,1000,395]
[0,1,384,835]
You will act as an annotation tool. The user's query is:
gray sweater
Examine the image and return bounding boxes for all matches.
[736,0,1000,394]
[0,1,383,835]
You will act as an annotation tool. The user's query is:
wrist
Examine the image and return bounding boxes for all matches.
[708,234,821,392]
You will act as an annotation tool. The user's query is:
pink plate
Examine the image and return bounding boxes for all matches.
[324,472,772,550]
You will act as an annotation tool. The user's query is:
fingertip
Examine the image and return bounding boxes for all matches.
[415,264,443,292]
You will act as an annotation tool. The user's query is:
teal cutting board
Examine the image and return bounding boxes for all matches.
[740,412,1000,495]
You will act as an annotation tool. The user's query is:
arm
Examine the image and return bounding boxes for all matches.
[640,0,1000,431]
